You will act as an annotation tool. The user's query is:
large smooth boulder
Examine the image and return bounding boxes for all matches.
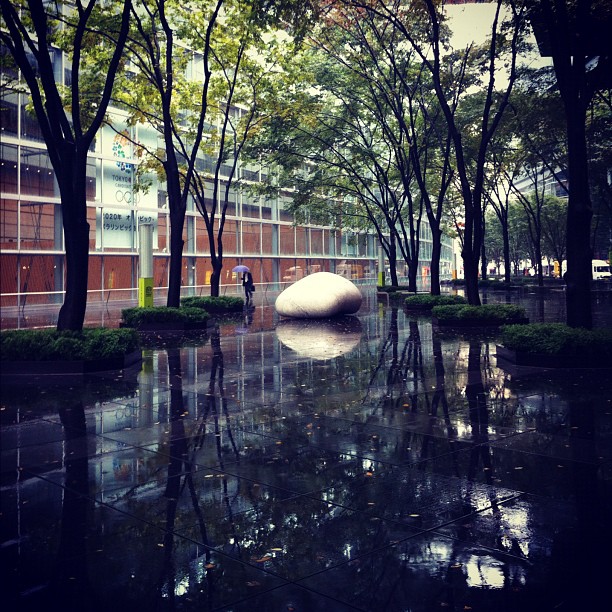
[275,272,363,318]
[276,317,362,360]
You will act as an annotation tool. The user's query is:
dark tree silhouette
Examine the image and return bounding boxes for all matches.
[529,0,612,328]
[0,0,132,330]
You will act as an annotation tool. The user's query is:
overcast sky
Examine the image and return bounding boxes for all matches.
[446,2,500,48]
[446,2,551,69]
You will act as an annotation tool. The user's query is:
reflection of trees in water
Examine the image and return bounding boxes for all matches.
[197,324,241,464]
[155,346,202,605]
[418,332,459,472]
[192,325,243,557]
[451,341,535,594]
[464,337,518,431]
[367,309,427,411]
[149,326,244,605]
[365,314,505,479]
[53,401,97,610]
[360,325,540,596]
[435,340,532,599]
[365,312,467,472]
[549,395,605,610]
[465,340,493,485]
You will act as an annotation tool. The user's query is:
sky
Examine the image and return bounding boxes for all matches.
[445,2,501,48]
[445,1,551,70]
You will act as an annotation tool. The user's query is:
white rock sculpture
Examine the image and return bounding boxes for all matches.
[275,272,363,319]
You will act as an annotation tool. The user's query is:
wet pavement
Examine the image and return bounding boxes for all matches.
[1,288,612,611]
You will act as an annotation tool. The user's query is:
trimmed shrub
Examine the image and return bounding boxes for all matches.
[377,286,411,293]
[500,323,612,359]
[1,328,140,362]
[180,295,244,313]
[121,306,209,327]
[404,294,467,309]
[432,303,527,323]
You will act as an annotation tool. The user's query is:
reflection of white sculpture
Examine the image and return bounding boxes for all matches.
[275,272,363,318]
[276,317,362,360]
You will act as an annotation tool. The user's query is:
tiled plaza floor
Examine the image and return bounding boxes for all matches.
[2,289,611,611]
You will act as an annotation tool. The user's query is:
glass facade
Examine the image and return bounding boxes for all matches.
[0,48,453,311]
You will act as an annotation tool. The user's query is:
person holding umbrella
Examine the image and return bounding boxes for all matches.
[233,264,254,305]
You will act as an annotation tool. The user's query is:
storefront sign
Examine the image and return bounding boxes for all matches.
[96,210,158,249]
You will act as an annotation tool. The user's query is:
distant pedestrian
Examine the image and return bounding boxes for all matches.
[242,271,255,305]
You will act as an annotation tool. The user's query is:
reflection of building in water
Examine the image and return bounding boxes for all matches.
[3,307,557,603]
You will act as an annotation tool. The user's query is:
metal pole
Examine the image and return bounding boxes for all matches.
[378,244,385,287]
[138,223,154,307]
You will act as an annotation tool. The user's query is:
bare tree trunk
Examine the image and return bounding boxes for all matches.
[535,238,544,287]
[462,200,482,305]
[57,152,90,331]
[387,236,399,287]
[481,236,488,281]
[57,212,90,331]
[503,228,511,284]
[463,253,481,305]
[209,256,223,298]
[534,0,594,328]
[167,206,185,308]
[407,259,418,293]
[565,111,593,328]
[430,228,442,296]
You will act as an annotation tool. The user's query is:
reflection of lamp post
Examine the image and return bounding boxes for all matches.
[138,223,153,307]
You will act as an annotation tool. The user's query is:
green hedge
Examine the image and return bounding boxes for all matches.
[180,295,244,312]
[377,285,411,293]
[500,323,612,358]
[1,328,140,362]
[432,303,527,323]
[121,306,209,327]
[404,294,467,308]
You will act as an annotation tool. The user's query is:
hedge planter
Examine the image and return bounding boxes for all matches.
[121,307,211,331]
[376,286,412,293]
[120,320,211,332]
[431,304,529,328]
[180,296,244,314]
[1,349,142,378]
[496,323,612,369]
[0,328,142,380]
[404,294,467,312]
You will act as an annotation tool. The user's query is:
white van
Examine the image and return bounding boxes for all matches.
[560,259,611,280]
[592,259,611,280]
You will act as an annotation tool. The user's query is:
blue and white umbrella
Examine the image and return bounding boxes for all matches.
[232,265,250,273]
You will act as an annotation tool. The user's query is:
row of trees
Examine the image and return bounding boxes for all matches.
[1,0,609,330]
[485,195,568,279]
[246,0,609,328]
[249,0,529,300]
[1,0,318,329]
